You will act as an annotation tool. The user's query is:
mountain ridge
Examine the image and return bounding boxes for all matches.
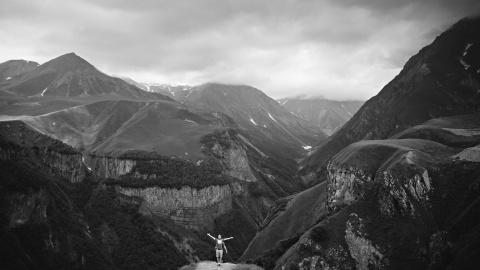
[300,16,480,184]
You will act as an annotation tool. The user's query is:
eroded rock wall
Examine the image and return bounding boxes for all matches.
[0,146,85,183]
[3,188,49,228]
[88,156,136,179]
[211,141,257,182]
[326,163,372,211]
[116,185,232,230]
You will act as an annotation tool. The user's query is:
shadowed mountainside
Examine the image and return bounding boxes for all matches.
[301,17,480,185]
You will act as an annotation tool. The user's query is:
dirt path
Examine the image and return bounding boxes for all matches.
[180,261,263,270]
[193,261,237,270]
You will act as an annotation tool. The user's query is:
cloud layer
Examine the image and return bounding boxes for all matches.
[1,0,479,100]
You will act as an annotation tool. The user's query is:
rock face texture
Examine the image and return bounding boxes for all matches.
[0,121,85,183]
[301,17,480,183]
[210,139,258,182]
[344,213,385,270]
[88,156,136,179]
[117,185,232,230]
[4,188,49,228]
[42,151,85,183]
[326,164,372,211]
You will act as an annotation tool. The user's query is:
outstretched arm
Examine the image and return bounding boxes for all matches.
[207,233,216,240]
[223,237,234,241]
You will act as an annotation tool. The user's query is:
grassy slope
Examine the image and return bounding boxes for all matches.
[239,182,327,262]
[2,99,227,159]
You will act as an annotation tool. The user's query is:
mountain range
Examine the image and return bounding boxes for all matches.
[0,53,166,100]
[0,51,321,268]
[1,16,480,270]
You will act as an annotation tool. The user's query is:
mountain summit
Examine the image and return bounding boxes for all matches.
[0,59,39,81]
[174,83,327,157]
[0,53,169,100]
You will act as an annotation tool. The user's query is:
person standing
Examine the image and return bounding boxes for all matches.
[207,233,233,265]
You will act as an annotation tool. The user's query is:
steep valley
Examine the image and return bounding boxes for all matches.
[277,98,364,136]
[0,117,300,269]
[242,113,480,269]
[0,53,309,269]
[2,15,480,270]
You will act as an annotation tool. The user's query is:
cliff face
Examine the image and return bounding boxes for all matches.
[42,151,85,183]
[326,144,433,218]
[211,141,258,182]
[88,155,136,179]
[326,164,372,212]
[116,185,232,230]
[4,188,49,228]
[271,135,480,269]
[0,121,85,183]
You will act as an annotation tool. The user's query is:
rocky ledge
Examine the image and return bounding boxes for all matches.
[116,185,232,230]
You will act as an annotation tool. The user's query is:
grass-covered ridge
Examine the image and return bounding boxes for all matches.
[106,156,233,190]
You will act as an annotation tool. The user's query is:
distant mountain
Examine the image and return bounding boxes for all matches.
[277,98,364,135]
[0,60,39,81]
[301,17,480,184]
[0,53,169,100]
[173,83,327,158]
[119,77,192,98]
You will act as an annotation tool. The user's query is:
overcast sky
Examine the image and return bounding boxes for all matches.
[1,0,479,100]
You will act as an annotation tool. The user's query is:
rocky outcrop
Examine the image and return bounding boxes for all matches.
[211,141,258,182]
[326,163,372,211]
[4,188,49,228]
[345,213,386,270]
[88,156,136,179]
[0,120,85,183]
[116,185,232,229]
[42,151,85,183]
[378,169,431,217]
[0,143,85,183]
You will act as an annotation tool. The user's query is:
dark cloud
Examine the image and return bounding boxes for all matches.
[1,0,479,100]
